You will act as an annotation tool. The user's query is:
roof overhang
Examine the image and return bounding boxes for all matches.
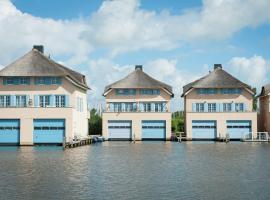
[66,76,90,91]
[161,87,174,98]
[181,87,194,97]
[181,87,255,97]
[103,87,173,97]
[103,88,112,97]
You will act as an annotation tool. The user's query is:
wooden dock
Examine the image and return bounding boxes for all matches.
[241,132,269,142]
[218,133,230,143]
[63,136,93,149]
[176,132,186,143]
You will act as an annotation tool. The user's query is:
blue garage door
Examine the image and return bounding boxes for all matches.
[108,121,132,140]
[142,120,166,140]
[192,120,217,140]
[0,119,20,144]
[227,120,251,140]
[34,119,65,144]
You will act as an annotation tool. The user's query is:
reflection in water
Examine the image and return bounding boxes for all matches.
[0,142,270,200]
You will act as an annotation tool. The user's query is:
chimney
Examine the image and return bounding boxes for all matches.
[135,65,143,71]
[33,45,44,54]
[135,65,142,71]
[214,64,222,70]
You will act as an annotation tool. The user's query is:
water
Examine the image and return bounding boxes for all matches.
[0,142,270,200]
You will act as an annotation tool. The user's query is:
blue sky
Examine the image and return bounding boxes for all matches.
[2,0,270,110]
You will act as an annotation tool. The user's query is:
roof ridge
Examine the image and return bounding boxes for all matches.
[103,67,173,96]
[0,48,89,90]
[182,67,252,97]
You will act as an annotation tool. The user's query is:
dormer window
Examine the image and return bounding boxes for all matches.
[115,89,136,96]
[197,88,218,95]
[221,88,242,94]
[140,89,160,95]
[35,77,61,85]
[3,77,30,85]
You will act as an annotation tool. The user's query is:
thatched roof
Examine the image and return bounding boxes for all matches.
[0,48,89,90]
[104,66,173,97]
[182,65,253,97]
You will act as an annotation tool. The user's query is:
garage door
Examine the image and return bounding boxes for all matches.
[227,120,251,140]
[0,119,20,144]
[192,120,217,140]
[108,121,132,140]
[142,120,166,140]
[34,119,65,144]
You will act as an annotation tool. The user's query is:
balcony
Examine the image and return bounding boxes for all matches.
[105,102,170,113]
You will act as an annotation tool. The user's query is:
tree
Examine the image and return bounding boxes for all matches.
[252,88,258,111]
[89,108,102,135]
[171,111,184,134]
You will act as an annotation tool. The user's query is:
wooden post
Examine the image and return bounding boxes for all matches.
[62,136,66,150]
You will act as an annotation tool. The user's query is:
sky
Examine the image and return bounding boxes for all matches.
[1,0,270,111]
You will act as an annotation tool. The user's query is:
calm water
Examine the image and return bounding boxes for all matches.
[0,142,270,200]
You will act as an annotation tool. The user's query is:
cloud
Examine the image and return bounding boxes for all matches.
[82,0,270,56]
[1,0,270,110]
[1,0,270,63]
[0,0,91,65]
[228,55,270,89]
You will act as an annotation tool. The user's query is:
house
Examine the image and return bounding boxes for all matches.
[0,45,90,145]
[258,84,270,134]
[102,65,174,141]
[181,64,257,140]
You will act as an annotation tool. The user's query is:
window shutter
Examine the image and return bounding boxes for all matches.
[109,103,114,112]
[140,103,144,112]
[216,103,219,112]
[151,103,155,112]
[50,95,55,107]
[243,103,247,112]
[11,95,16,107]
[26,95,30,107]
[121,103,125,112]
[34,95,39,107]
[65,95,69,107]
[204,103,208,112]
[192,103,196,112]
[220,103,223,112]
[232,103,235,112]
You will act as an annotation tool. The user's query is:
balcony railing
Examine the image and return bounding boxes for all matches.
[106,102,169,113]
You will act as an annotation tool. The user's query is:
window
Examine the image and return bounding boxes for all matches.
[77,97,83,111]
[16,95,27,107]
[221,88,242,94]
[113,103,121,112]
[197,88,218,95]
[0,96,10,107]
[39,95,50,107]
[155,103,163,112]
[223,103,232,112]
[35,77,61,85]
[141,103,151,112]
[56,95,65,107]
[140,89,160,95]
[125,103,136,112]
[3,77,30,85]
[115,89,136,96]
[235,103,244,112]
[196,103,204,112]
[208,103,216,112]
